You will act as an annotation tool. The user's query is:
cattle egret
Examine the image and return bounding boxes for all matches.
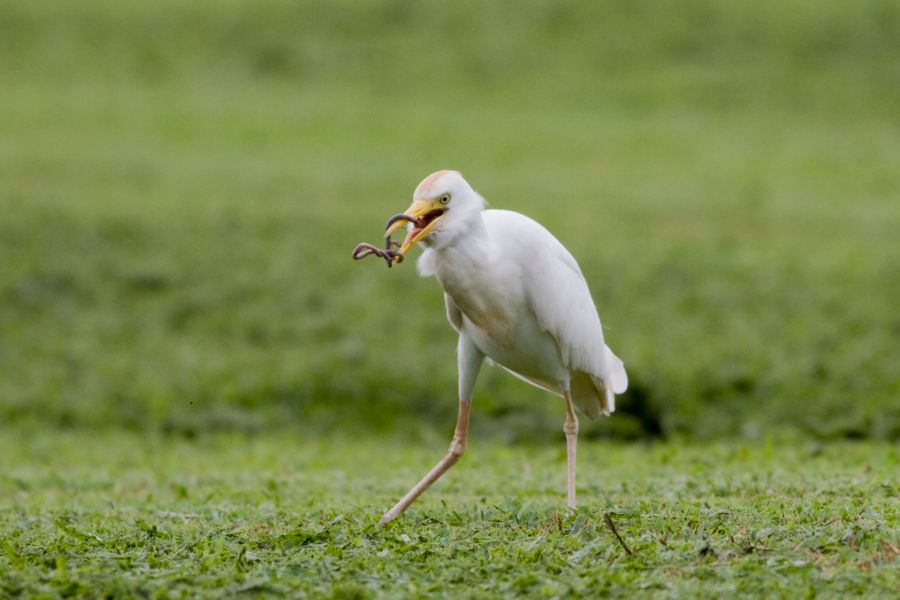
[368,170,628,525]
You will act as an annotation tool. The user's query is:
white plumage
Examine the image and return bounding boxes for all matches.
[378,170,627,524]
[421,208,627,418]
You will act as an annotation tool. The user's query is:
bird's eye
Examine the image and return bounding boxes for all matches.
[439,194,451,205]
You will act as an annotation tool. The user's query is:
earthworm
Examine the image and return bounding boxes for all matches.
[385,213,420,231]
[352,214,417,268]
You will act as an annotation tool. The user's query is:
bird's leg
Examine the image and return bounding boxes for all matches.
[379,335,483,525]
[379,401,470,525]
[563,390,579,509]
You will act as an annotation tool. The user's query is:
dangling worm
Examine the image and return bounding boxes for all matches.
[352,213,420,268]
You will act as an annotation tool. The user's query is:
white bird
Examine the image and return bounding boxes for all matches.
[376,170,627,525]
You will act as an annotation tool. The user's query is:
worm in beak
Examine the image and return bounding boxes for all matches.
[351,213,420,268]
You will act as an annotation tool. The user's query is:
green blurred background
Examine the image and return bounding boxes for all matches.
[1,0,898,441]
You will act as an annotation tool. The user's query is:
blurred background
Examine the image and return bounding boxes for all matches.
[1,0,898,442]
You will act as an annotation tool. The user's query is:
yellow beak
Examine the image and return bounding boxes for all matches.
[384,199,445,256]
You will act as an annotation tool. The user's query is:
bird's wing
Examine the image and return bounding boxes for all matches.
[444,293,462,333]
[526,240,609,378]
[487,210,627,394]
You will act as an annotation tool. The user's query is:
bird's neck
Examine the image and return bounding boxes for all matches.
[417,212,489,279]
[432,214,489,270]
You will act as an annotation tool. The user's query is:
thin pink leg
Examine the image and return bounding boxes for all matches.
[564,390,579,509]
[379,401,470,525]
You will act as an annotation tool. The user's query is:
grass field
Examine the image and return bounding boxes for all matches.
[2,2,899,595]
[1,0,898,440]
[1,432,897,598]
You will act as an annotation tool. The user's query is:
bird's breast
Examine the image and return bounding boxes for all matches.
[457,296,514,343]
[437,269,517,345]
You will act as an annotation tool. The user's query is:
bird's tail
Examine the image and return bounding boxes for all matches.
[604,345,628,395]
[571,345,628,419]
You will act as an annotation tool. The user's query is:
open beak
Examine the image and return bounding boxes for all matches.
[384,199,446,255]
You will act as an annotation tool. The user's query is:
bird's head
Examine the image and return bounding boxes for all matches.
[385,170,486,257]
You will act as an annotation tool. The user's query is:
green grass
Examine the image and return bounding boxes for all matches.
[1,431,897,598]
[3,2,898,595]
[2,0,899,440]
